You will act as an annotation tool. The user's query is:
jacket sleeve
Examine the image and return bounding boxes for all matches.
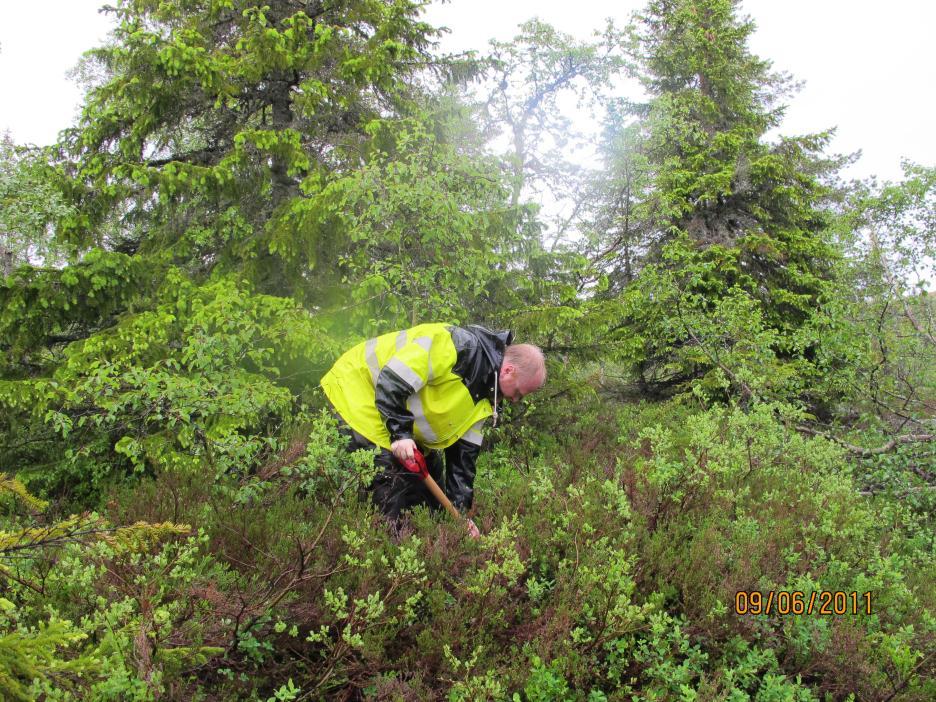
[374,366,417,443]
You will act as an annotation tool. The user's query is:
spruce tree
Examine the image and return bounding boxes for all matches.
[605,0,843,400]
[56,0,446,300]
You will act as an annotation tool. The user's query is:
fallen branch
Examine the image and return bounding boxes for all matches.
[796,425,934,457]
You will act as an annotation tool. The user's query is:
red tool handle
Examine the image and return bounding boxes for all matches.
[400,449,429,480]
[401,449,463,522]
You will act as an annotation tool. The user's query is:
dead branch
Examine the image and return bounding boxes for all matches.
[796,425,934,457]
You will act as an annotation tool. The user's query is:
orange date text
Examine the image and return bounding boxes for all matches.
[734,590,872,616]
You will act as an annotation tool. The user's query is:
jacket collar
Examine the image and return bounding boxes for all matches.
[466,325,513,401]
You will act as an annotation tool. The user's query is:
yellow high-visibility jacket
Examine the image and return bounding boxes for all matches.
[322,323,511,451]
[322,323,512,511]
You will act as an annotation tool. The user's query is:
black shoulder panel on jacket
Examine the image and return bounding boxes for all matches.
[448,325,511,404]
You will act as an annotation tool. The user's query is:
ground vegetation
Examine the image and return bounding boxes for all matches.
[0,0,932,699]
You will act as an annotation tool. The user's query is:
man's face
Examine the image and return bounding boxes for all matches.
[499,363,542,402]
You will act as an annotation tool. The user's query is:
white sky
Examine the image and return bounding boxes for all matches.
[1,0,934,183]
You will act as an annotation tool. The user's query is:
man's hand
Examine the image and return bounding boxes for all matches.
[391,438,417,464]
[466,518,480,539]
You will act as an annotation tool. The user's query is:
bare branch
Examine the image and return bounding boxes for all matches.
[796,425,934,457]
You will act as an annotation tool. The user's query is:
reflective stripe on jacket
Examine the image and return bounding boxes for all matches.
[321,323,507,451]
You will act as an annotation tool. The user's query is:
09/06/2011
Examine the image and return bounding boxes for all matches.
[734,590,872,616]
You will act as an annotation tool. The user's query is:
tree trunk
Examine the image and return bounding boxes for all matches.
[1,237,14,277]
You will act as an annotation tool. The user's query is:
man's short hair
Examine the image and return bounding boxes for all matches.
[504,343,546,387]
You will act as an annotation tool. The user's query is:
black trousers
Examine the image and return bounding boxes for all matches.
[335,415,446,520]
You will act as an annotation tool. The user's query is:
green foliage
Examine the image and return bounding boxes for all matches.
[290,114,515,327]
[0,611,96,702]
[0,248,150,378]
[1,0,933,699]
[588,0,844,404]
[0,135,74,274]
[2,267,333,502]
[0,476,194,700]
[611,400,934,701]
[0,473,48,512]
[814,164,935,424]
[55,0,460,303]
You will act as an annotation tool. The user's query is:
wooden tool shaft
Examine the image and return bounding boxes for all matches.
[423,474,463,522]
